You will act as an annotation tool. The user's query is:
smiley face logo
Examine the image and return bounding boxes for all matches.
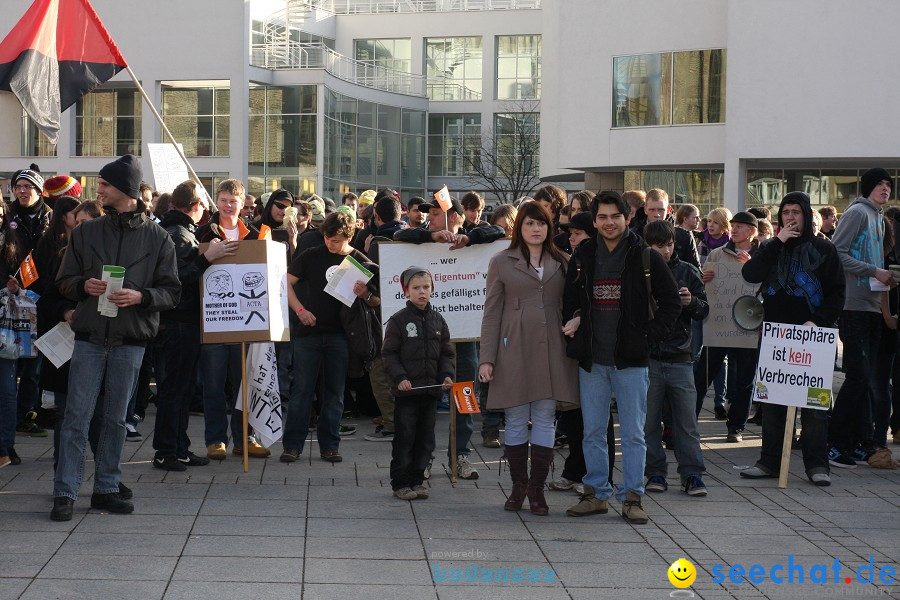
[668,558,696,588]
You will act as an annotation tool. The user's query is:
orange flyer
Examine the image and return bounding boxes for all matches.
[452,381,480,414]
[433,185,453,212]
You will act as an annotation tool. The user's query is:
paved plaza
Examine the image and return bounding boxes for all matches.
[2,372,900,600]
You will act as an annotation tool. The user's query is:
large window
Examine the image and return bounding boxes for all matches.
[613,49,726,128]
[428,114,481,177]
[75,88,141,156]
[21,112,56,157]
[426,37,483,101]
[494,112,540,175]
[161,84,230,157]
[630,169,725,217]
[354,39,411,73]
[496,35,541,100]
[323,88,425,203]
[248,85,317,196]
[746,169,881,212]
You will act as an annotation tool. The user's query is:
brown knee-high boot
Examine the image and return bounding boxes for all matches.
[503,443,529,511]
[527,445,554,515]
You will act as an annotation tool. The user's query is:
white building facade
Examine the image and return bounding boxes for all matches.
[2,0,898,214]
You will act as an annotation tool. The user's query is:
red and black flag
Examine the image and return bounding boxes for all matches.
[0,0,127,144]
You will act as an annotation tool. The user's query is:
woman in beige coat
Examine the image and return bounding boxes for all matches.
[479,201,579,515]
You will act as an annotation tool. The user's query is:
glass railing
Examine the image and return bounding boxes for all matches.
[307,0,540,13]
[250,42,427,97]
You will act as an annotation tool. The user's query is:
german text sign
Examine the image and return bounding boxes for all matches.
[378,240,509,340]
[752,322,838,411]
[702,256,759,348]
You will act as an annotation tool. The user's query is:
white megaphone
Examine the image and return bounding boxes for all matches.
[732,295,764,331]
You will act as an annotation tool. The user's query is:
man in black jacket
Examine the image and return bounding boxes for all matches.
[51,155,181,521]
[740,191,845,486]
[562,191,680,523]
[151,180,236,471]
[642,220,709,498]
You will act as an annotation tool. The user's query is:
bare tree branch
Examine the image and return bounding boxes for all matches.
[465,100,541,204]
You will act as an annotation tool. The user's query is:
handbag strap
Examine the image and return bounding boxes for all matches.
[642,246,656,320]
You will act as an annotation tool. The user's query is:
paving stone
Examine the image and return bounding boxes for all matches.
[19,579,168,600]
[38,554,178,580]
[163,581,302,600]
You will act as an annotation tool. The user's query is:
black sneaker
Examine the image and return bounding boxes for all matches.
[714,405,728,420]
[828,446,857,469]
[125,429,142,442]
[90,492,134,514]
[178,452,211,467]
[8,447,20,465]
[117,482,133,500]
[153,456,187,472]
[50,497,74,521]
[848,445,875,463]
[16,421,48,437]
[339,424,357,436]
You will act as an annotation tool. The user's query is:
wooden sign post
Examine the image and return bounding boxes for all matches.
[200,240,290,472]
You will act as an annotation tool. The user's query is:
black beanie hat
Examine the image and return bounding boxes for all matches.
[99,154,143,199]
[860,168,893,199]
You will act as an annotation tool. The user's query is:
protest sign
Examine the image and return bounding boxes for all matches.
[702,256,759,348]
[200,240,289,344]
[148,142,188,194]
[378,240,510,340]
[753,322,838,410]
[234,342,283,448]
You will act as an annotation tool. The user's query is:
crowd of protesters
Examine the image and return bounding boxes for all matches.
[0,159,898,523]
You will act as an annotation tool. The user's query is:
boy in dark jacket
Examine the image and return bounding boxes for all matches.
[642,220,709,497]
[382,267,455,500]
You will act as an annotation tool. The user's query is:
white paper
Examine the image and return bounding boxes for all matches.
[148,143,189,194]
[869,277,890,292]
[202,263,270,333]
[324,255,373,308]
[98,271,125,318]
[34,321,75,369]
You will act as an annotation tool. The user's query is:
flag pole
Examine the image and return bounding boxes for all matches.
[122,65,210,204]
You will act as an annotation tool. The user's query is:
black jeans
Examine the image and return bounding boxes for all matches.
[830,311,880,450]
[694,346,758,433]
[152,320,201,459]
[390,394,436,490]
[558,409,615,485]
[757,405,829,475]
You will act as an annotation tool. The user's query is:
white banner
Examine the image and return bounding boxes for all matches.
[752,322,838,411]
[234,342,283,448]
[377,240,510,340]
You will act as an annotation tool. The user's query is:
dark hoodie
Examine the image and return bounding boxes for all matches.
[651,254,709,362]
[742,192,845,327]
[253,189,297,262]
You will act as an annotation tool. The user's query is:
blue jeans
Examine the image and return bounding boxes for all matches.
[0,358,17,454]
[504,399,556,447]
[580,364,648,501]
[54,341,144,499]
[53,392,101,471]
[275,341,293,406]
[200,343,243,447]
[645,360,705,481]
[830,310,881,450]
[282,333,349,453]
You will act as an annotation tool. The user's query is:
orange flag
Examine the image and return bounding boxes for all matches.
[433,184,453,212]
[452,381,480,414]
[19,251,39,288]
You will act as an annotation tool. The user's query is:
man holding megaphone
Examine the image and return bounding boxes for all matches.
[740,191,845,486]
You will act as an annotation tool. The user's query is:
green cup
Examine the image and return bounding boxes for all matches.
[103,265,125,279]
